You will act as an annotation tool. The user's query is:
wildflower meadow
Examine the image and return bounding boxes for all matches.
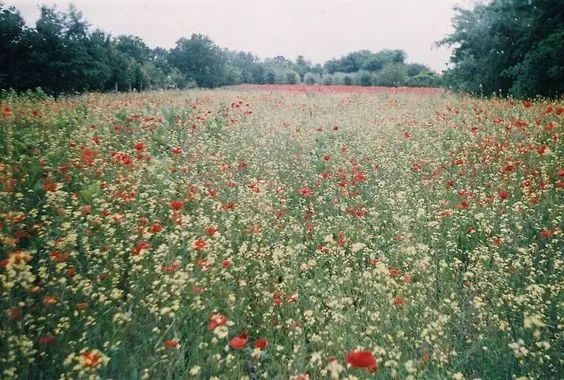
[0,86,562,379]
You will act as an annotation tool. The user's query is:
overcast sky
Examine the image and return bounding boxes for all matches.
[7,0,476,72]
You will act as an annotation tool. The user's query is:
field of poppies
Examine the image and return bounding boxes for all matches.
[0,86,562,379]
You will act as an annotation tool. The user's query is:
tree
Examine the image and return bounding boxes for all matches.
[373,63,407,87]
[439,0,564,98]
[169,34,226,88]
[294,55,312,80]
[0,4,27,90]
[357,70,373,86]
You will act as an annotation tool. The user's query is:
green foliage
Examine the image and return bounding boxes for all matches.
[440,0,564,98]
[303,72,320,85]
[356,70,373,86]
[168,34,226,88]
[0,3,442,92]
[405,71,441,87]
[373,63,408,87]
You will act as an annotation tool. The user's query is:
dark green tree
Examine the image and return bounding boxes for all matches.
[440,0,564,98]
[169,34,226,88]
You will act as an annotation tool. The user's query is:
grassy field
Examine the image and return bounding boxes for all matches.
[0,87,562,379]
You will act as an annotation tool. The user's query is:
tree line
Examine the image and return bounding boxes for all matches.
[0,4,440,94]
[2,1,562,97]
[440,0,564,98]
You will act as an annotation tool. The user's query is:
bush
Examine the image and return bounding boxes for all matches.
[373,63,407,87]
[322,75,333,85]
[285,70,300,84]
[303,72,320,85]
[356,70,373,86]
[405,72,441,87]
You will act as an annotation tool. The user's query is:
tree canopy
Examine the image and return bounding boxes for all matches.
[439,0,564,98]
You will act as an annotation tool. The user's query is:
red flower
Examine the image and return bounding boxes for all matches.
[171,146,182,155]
[76,302,88,311]
[150,223,162,233]
[255,338,268,350]
[345,350,377,373]
[208,313,228,330]
[393,296,407,306]
[164,339,179,349]
[81,351,102,368]
[193,239,207,251]
[132,240,150,255]
[134,142,146,151]
[170,200,184,211]
[50,251,70,263]
[43,295,58,306]
[298,188,313,198]
[206,226,218,236]
[540,229,554,239]
[498,190,509,200]
[39,335,55,345]
[222,259,232,268]
[229,333,248,349]
[162,261,180,273]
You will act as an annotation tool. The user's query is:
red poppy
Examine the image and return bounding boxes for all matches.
[170,200,184,211]
[7,307,22,320]
[171,146,182,155]
[393,296,407,306]
[222,259,232,268]
[150,223,162,233]
[540,229,554,239]
[345,350,377,373]
[50,251,70,263]
[298,188,313,197]
[498,190,509,200]
[164,339,179,349]
[81,351,102,368]
[43,296,58,306]
[76,302,88,311]
[132,240,150,255]
[134,142,146,151]
[229,333,248,349]
[39,335,55,345]
[208,314,228,330]
[255,338,268,350]
[206,226,218,236]
[162,261,180,273]
[193,239,207,251]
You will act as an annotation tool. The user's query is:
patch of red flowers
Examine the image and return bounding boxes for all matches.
[345,350,377,373]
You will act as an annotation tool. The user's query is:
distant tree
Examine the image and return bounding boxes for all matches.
[322,74,333,85]
[373,63,407,87]
[286,71,300,84]
[303,72,319,85]
[343,74,354,86]
[169,34,226,88]
[0,3,442,93]
[405,71,441,87]
[357,70,373,86]
[294,55,312,80]
[405,63,429,77]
